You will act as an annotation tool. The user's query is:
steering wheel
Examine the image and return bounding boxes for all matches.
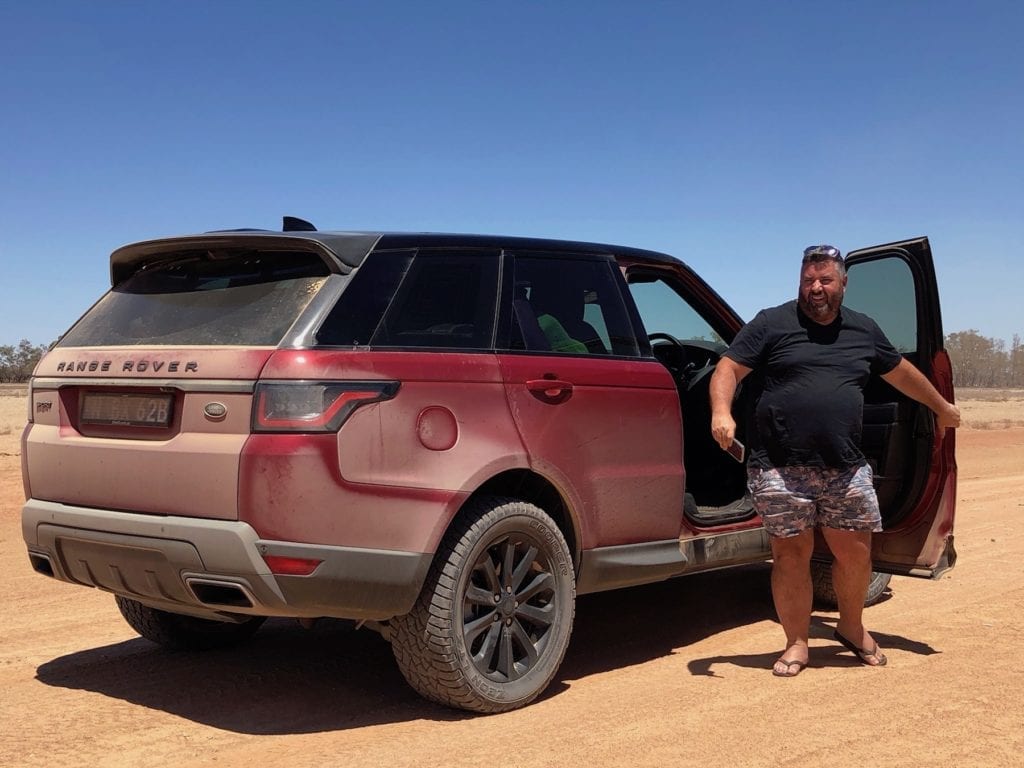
[648,333,693,380]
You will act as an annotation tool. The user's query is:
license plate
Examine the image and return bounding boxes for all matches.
[81,392,174,427]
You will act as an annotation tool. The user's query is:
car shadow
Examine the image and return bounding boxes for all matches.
[34,563,931,731]
[35,616,457,733]
[554,563,776,685]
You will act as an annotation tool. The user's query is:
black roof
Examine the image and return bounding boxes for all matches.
[109,227,684,286]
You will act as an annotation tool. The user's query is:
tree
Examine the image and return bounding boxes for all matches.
[1011,334,1024,388]
[945,330,1010,387]
[0,339,49,383]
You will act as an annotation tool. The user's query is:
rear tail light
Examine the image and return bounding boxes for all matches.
[252,380,399,433]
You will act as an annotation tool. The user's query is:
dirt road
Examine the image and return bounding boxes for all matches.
[1,389,1022,767]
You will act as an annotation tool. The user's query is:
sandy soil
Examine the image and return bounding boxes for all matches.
[1,386,1022,768]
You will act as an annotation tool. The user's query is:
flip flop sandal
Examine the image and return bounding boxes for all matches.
[772,658,807,677]
[833,629,888,667]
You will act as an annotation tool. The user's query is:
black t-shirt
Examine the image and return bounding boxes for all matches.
[724,300,902,469]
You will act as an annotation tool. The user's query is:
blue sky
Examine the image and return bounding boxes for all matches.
[2,1,1021,347]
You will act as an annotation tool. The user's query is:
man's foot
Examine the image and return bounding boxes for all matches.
[772,657,807,677]
[833,629,888,667]
[772,641,809,677]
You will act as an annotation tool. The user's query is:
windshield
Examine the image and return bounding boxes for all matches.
[58,250,330,347]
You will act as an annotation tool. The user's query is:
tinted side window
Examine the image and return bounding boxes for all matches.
[843,257,917,353]
[317,250,413,346]
[508,254,640,357]
[317,249,499,349]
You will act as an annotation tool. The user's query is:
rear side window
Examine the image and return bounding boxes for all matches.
[317,249,500,349]
[58,250,330,347]
[508,253,640,357]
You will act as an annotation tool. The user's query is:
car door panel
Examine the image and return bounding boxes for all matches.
[499,354,684,549]
[499,251,686,550]
[842,237,957,577]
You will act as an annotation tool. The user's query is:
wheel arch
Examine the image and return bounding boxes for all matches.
[462,469,582,571]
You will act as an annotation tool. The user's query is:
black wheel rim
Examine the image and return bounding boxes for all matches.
[461,533,557,682]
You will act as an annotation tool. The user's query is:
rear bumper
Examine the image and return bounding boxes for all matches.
[22,499,432,621]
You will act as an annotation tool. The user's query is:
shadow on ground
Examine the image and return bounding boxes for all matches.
[556,562,776,683]
[685,612,941,677]
[36,562,930,733]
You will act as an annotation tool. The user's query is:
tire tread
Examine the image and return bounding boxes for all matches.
[390,496,574,713]
[115,595,265,651]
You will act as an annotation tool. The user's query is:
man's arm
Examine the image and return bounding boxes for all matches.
[709,356,753,451]
[880,358,961,430]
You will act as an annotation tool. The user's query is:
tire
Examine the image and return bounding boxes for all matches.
[810,562,891,608]
[390,497,576,713]
[115,595,266,651]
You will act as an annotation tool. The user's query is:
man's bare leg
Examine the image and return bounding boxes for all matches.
[769,529,814,675]
[822,527,886,665]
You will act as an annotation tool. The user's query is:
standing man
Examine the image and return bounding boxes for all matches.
[710,244,960,677]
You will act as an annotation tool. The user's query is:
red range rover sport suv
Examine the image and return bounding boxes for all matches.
[21,218,956,712]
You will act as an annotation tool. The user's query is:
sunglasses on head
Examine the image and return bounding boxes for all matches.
[802,244,843,263]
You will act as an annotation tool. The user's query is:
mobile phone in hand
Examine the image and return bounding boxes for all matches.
[725,438,745,463]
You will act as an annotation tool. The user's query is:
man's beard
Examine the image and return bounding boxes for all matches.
[799,292,842,320]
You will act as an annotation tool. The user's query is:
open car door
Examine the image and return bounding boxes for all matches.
[839,236,957,578]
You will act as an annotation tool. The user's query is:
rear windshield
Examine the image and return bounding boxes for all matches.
[58,250,330,347]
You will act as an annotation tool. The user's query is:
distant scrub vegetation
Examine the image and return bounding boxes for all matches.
[2,331,1022,387]
[945,330,1024,388]
[0,340,51,383]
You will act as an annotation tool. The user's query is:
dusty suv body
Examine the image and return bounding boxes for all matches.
[22,220,957,712]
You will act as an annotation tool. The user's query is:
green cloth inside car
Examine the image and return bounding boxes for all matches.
[538,314,589,354]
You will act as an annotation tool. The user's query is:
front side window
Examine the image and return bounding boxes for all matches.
[317,249,500,349]
[508,254,640,357]
[58,250,330,347]
[843,257,917,353]
[627,275,725,347]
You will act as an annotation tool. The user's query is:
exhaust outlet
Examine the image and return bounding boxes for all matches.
[185,577,255,609]
[29,553,55,578]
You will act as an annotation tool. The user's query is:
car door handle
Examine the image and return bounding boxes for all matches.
[526,378,574,404]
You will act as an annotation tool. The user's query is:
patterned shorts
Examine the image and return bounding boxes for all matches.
[747,464,881,538]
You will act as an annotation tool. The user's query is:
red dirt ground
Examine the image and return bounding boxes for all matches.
[1,389,1022,767]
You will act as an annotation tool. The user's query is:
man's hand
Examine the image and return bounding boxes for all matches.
[711,412,737,451]
[709,356,751,451]
[936,401,961,431]
[881,359,961,432]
